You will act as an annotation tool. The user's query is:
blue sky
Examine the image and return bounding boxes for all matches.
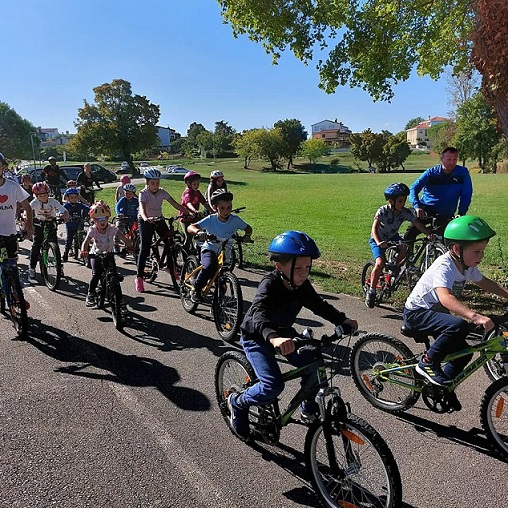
[2,0,450,138]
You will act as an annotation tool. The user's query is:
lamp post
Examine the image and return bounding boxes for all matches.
[29,132,38,169]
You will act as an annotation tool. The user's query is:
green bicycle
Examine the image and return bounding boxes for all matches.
[215,326,402,508]
[349,312,508,461]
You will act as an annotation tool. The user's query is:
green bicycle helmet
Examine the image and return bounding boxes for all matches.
[444,216,496,246]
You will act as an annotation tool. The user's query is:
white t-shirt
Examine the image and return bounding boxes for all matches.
[85,224,119,254]
[405,251,483,311]
[0,178,29,236]
[30,197,67,221]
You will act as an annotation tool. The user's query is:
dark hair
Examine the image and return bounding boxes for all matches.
[269,253,295,264]
[441,147,458,156]
[0,158,7,166]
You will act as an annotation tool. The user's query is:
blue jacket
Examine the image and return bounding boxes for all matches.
[115,196,139,219]
[409,164,472,216]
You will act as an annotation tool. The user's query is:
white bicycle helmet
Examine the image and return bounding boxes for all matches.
[143,168,162,179]
[123,183,137,193]
[210,170,224,179]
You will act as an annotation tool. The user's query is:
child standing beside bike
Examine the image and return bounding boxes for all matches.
[81,201,133,307]
[366,183,434,308]
[403,216,508,407]
[205,170,228,205]
[136,168,188,293]
[187,189,251,303]
[62,187,89,262]
[226,230,358,439]
[28,182,69,283]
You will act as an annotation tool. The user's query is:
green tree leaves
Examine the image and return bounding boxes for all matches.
[0,102,38,159]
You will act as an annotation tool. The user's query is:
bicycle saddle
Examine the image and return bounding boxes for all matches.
[400,324,431,348]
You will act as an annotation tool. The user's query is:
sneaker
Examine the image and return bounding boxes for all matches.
[365,289,376,308]
[85,293,96,307]
[27,268,37,283]
[301,401,320,424]
[62,252,68,262]
[135,277,144,293]
[447,391,462,412]
[190,288,202,303]
[416,357,452,386]
[227,393,250,439]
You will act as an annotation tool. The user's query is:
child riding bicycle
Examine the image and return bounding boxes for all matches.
[187,188,251,303]
[81,201,133,307]
[62,187,90,262]
[226,230,358,439]
[206,170,228,205]
[403,216,508,409]
[28,182,69,283]
[366,182,434,308]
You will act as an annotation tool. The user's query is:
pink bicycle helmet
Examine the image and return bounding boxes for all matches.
[32,182,50,195]
[184,171,201,183]
[120,175,131,185]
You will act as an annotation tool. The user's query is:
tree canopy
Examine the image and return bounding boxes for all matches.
[0,102,38,159]
[273,118,307,169]
[404,117,425,130]
[72,79,160,174]
[218,0,508,140]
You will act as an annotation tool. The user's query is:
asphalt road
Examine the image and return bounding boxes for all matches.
[1,233,505,508]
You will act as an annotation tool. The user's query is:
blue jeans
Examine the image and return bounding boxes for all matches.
[403,308,473,378]
[234,336,316,409]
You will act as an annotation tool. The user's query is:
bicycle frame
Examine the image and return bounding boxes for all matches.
[376,333,508,393]
[182,247,226,297]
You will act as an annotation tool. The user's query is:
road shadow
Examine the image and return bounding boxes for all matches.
[25,319,211,411]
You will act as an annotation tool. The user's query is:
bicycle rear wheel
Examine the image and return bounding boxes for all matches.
[361,262,387,305]
[180,255,199,313]
[109,277,124,331]
[147,247,160,283]
[3,268,28,338]
[350,333,420,413]
[214,351,256,440]
[213,270,243,342]
[419,242,446,273]
[480,377,508,461]
[305,414,402,508]
[40,242,61,291]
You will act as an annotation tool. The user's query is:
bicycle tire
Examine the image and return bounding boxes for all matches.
[74,229,87,265]
[418,242,447,273]
[234,240,244,269]
[147,248,160,283]
[40,242,61,291]
[304,413,402,508]
[214,351,257,440]
[3,268,28,338]
[480,377,508,461]
[350,333,421,413]
[213,270,243,342]
[109,276,124,331]
[180,255,199,313]
[361,262,386,305]
[483,324,508,382]
[97,279,106,309]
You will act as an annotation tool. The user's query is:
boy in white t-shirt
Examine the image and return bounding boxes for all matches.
[403,216,508,409]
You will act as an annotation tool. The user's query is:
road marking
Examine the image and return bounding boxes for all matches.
[109,383,236,507]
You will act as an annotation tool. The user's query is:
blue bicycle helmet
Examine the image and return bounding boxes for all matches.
[64,187,80,196]
[268,231,320,259]
[384,183,410,200]
[143,168,162,180]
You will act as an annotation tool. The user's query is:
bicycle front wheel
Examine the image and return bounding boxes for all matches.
[350,333,420,413]
[213,270,243,342]
[214,351,256,440]
[109,277,124,331]
[483,323,508,382]
[40,242,61,291]
[3,268,28,338]
[180,255,199,313]
[305,414,402,508]
[480,377,508,461]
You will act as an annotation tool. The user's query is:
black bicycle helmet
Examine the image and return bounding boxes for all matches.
[384,183,410,200]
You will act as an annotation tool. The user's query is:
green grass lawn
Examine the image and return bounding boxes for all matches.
[94,153,508,310]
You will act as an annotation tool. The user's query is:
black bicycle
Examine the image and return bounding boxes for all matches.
[0,233,28,338]
[146,216,187,293]
[94,252,127,331]
[38,220,63,291]
[72,217,89,265]
[226,206,249,270]
[215,325,402,507]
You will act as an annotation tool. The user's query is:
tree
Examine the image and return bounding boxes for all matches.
[196,130,214,158]
[256,128,284,170]
[350,129,384,169]
[232,130,262,168]
[454,92,502,172]
[218,1,508,140]
[404,117,425,130]
[445,66,481,113]
[380,132,411,171]
[0,102,38,159]
[300,138,329,171]
[427,121,456,156]
[213,120,236,157]
[273,118,307,169]
[73,79,160,175]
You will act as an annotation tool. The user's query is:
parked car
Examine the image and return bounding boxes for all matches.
[139,161,150,168]
[166,165,188,174]
[89,164,116,183]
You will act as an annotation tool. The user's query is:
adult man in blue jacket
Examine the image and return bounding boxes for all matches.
[405,146,472,241]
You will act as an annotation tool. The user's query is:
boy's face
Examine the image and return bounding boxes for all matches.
[276,256,312,288]
[125,191,134,200]
[389,196,406,211]
[147,179,160,192]
[36,192,49,203]
[215,200,232,220]
[68,193,79,203]
[458,240,489,268]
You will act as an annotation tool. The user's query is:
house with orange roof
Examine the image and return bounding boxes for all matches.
[311,119,352,147]
[406,116,449,150]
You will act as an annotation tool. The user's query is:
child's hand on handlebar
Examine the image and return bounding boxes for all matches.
[270,336,295,356]
[342,319,358,334]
